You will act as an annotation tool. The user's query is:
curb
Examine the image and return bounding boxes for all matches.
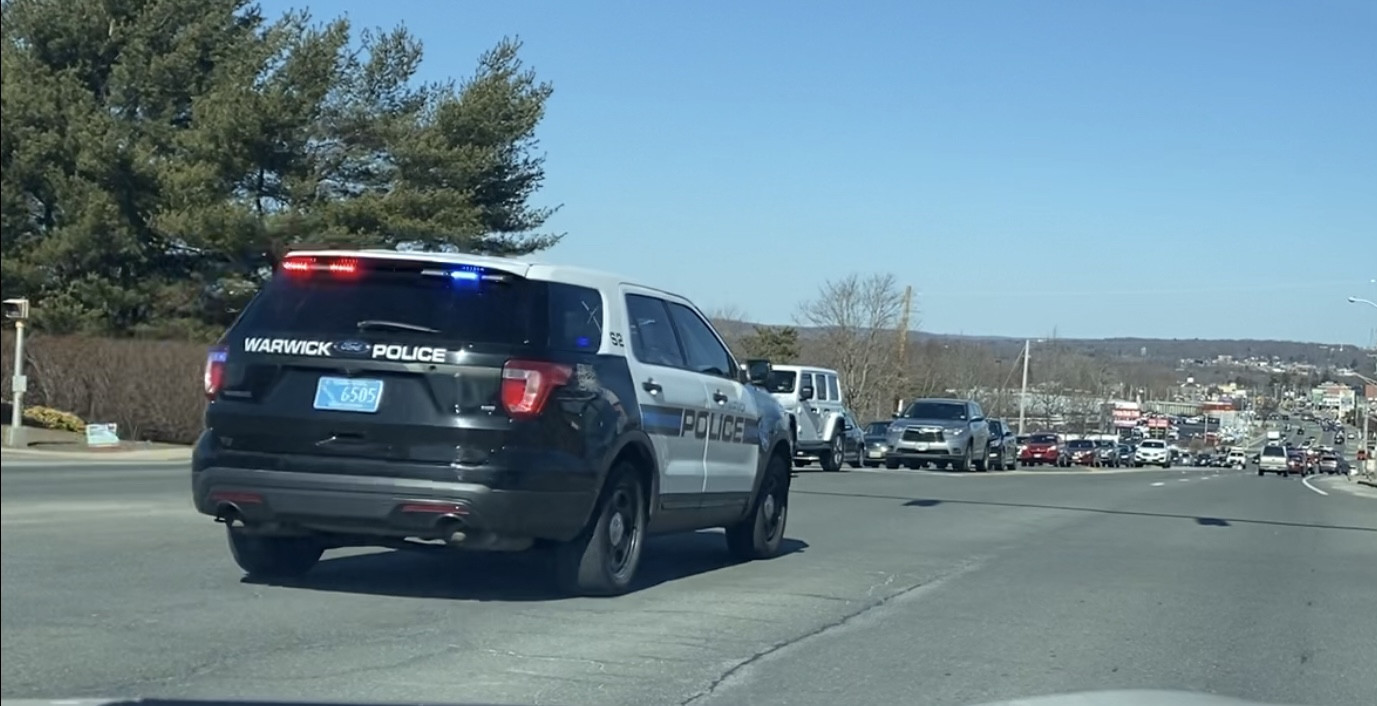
[0,448,191,463]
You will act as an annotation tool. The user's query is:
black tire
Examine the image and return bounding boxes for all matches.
[1257,468,1264,476]
[553,463,647,597]
[952,445,971,472]
[820,434,844,472]
[884,458,900,469]
[726,453,790,561]
[227,528,323,579]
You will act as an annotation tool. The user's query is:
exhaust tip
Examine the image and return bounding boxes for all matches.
[214,503,246,527]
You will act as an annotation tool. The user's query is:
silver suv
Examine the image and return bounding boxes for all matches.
[883,398,992,471]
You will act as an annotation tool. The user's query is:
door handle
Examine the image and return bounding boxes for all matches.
[712,390,728,403]
[642,379,662,394]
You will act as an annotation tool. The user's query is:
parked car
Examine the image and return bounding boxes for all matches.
[861,421,892,467]
[839,409,866,469]
[1094,439,1120,467]
[1018,432,1062,467]
[1065,439,1100,467]
[1134,439,1171,468]
[883,398,992,471]
[765,365,850,471]
[985,419,1017,471]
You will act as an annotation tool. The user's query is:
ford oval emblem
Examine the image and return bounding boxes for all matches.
[336,339,370,355]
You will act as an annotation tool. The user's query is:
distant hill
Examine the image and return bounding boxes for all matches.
[711,319,1370,370]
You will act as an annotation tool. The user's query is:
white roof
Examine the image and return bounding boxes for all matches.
[284,248,681,300]
[770,364,841,375]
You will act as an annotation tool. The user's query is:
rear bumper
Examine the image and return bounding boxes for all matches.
[192,440,599,545]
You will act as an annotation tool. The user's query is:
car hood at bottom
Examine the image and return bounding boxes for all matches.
[0,691,1308,706]
[969,690,1303,706]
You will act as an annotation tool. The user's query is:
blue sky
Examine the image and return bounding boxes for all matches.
[262,0,1376,345]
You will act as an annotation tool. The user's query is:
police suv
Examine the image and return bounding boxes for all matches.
[193,250,795,596]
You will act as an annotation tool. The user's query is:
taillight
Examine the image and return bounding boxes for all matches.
[204,346,229,399]
[500,360,572,419]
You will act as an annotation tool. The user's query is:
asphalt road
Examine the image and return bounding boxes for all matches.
[3,459,1375,706]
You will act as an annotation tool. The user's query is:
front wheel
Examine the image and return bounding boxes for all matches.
[952,445,971,472]
[553,463,647,596]
[227,529,323,579]
[726,453,790,561]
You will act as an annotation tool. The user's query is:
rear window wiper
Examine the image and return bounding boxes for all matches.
[356,319,441,334]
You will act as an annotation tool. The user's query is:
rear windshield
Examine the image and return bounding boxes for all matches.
[234,261,604,352]
[866,422,890,435]
[1068,440,1095,449]
[902,402,967,420]
[1140,440,1165,449]
[1028,433,1058,444]
[765,371,797,393]
[1262,446,1286,456]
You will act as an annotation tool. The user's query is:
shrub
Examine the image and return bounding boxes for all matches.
[23,405,85,432]
[2,330,207,444]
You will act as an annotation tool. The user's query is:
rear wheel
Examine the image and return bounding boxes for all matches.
[227,528,323,579]
[820,434,844,472]
[726,453,790,561]
[554,463,647,597]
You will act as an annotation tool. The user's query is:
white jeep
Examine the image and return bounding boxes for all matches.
[763,365,850,472]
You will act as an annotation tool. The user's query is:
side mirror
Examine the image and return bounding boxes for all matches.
[799,386,814,401]
[744,358,772,386]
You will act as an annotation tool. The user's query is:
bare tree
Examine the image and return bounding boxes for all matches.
[796,273,911,421]
[705,304,750,358]
[706,304,748,325]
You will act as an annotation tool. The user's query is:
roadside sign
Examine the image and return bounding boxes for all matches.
[84,423,120,448]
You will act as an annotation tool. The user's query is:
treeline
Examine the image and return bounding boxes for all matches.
[710,275,1181,424]
[1,0,558,339]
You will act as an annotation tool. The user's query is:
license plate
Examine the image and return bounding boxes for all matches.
[313,377,385,413]
[868,450,884,458]
[913,442,929,451]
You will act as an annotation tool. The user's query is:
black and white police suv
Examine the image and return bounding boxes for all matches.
[193,249,795,596]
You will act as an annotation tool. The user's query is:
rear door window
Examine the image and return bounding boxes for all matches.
[548,283,604,352]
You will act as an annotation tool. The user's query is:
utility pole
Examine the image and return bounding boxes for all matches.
[1018,339,1031,435]
[893,285,913,415]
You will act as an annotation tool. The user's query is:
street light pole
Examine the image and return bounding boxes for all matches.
[3,298,31,448]
[1349,297,1377,310]
[1018,339,1030,436]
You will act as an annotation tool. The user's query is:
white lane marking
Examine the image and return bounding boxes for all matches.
[1301,476,1328,496]
[1178,478,1190,482]
[1151,482,1166,487]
